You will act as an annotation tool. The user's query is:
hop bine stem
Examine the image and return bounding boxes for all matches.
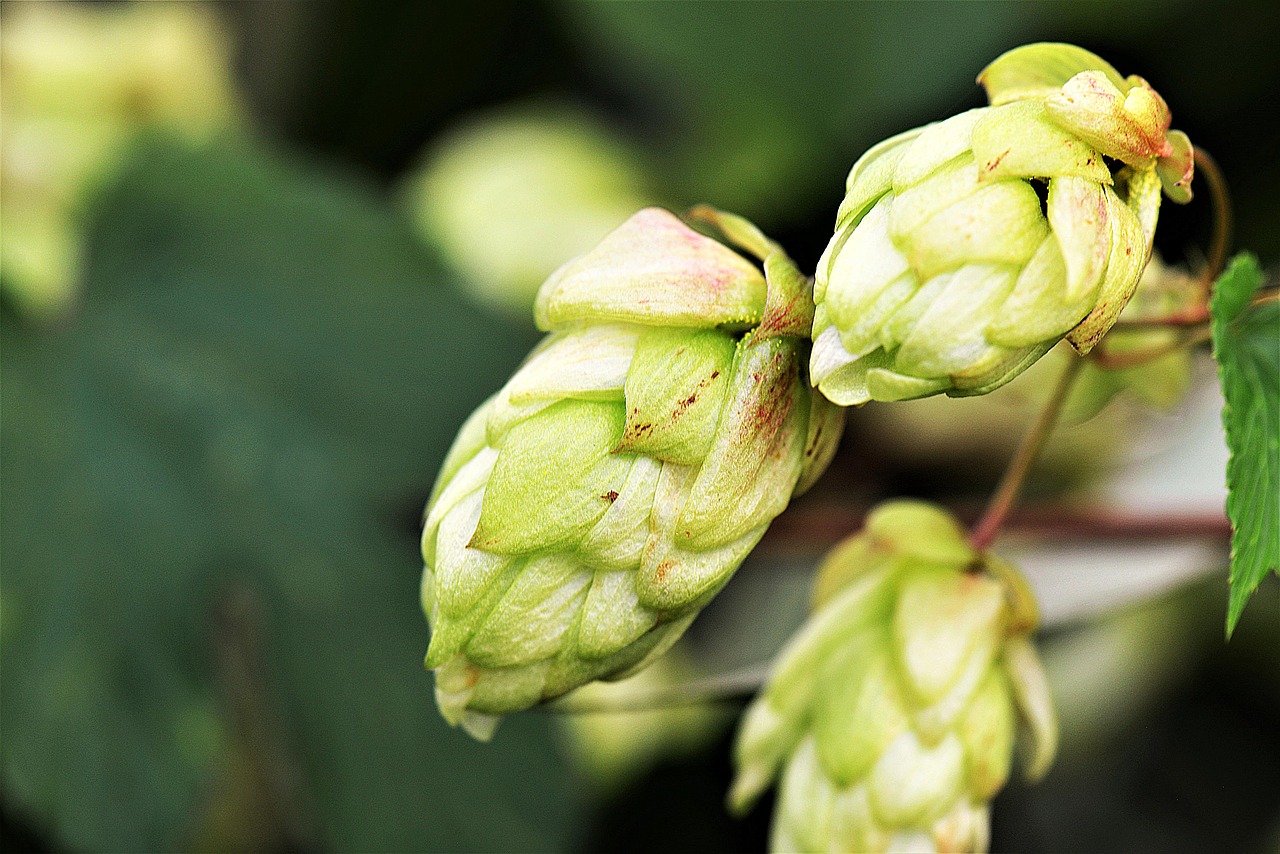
[1195,147,1233,299]
[969,355,1086,551]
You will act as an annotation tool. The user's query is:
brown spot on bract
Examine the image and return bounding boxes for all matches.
[653,560,674,584]
[710,370,721,379]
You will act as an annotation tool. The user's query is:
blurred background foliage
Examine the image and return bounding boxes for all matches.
[2,1,1277,852]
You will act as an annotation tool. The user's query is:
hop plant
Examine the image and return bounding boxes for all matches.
[421,207,843,739]
[810,43,1196,405]
[730,501,1057,853]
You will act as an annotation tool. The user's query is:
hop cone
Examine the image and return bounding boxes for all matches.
[730,501,1057,853]
[810,43,1196,405]
[422,208,843,738]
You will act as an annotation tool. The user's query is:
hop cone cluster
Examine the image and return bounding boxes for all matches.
[811,43,1196,404]
[422,208,842,738]
[730,501,1057,853]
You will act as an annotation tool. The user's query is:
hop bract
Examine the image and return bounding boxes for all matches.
[730,501,1057,853]
[811,43,1196,405]
[421,208,843,739]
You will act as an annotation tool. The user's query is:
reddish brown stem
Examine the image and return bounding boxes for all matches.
[968,356,1085,551]
[759,505,1230,552]
[1090,325,1213,369]
[1194,148,1232,298]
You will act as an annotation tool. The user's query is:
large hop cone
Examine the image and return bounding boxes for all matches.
[730,501,1057,853]
[811,43,1196,405]
[422,208,843,738]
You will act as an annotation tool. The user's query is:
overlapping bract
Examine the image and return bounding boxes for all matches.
[730,501,1057,853]
[811,43,1195,405]
[421,208,842,739]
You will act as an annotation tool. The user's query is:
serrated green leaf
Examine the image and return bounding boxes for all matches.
[1209,253,1279,636]
[1,134,578,851]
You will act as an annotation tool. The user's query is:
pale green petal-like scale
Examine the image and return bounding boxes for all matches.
[575,454,662,571]
[829,785,890,854]
[676,336,801,548]
[428,394,497,507]
[775,739,837,854]
[947,341,1052,396]
[1047,175,1110,302]
[423,557,523,669]
[813,644,909,786]
[575,569,656,660]
[473,399,631,554]
[898,179,1048,281]
[865,365,953,402]
[444,656,552,718]
[979,43,1125,107]
[879,270,953,352]
[617,327,736,464]
[867,729,966,828]
[886,155,984,245]
[535,207,766,331]
[896,263,1018,378]
[891,109,984,190]
[464,554,592,667]
[838,272,916,361]
[984,234,1083,347]
[433,489,513,619]
[422,446,497,565]
[635,523,766,612]
[892,566,1006,706]
[835,127,922,225]
[1045,72,1162,165]
[912,627,1000,745]
[682,367,807,549]
[970,100,1112,184]
[1066,178,1157,352]
[505,323,636,403]
[823,196,912,348]
[795,392,845,496]
[764,569,902,717]
[958,668,1016,799]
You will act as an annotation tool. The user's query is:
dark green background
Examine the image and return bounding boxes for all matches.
[3,2,1277,852]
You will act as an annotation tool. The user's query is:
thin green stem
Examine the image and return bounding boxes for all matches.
[541,661,771,714]
[968,355,1085,551]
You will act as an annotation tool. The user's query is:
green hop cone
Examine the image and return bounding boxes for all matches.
[730,501,1057,853]
[421,207,843,739]
[810,43,1196,405]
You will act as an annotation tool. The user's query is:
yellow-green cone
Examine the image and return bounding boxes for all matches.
[811,43,1195,405]
[730,501,1057,853]
[422,208,843,739]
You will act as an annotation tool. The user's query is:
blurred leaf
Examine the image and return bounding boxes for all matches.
[553,3,1033,223]
[1209,253,1279,636]
[0,133,578,851]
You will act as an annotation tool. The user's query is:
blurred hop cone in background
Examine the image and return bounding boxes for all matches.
[730,501,1057,854]
[401,104,653,319]
[0,1,240,321]
[810,42,1196,405]
[421,208,843,739]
